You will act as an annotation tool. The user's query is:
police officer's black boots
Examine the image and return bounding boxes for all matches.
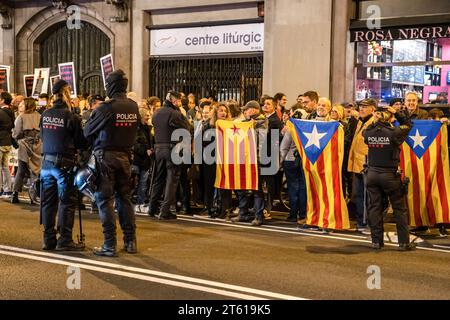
[11,192,19,204]
[371,242,384,250]
[124,240,137,254]
[55,240,85,251]
[42,240,57,251]
[93,245,118,257]
[398,243,416,251]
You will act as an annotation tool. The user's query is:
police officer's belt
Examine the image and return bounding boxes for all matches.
[367,166,397,172]
[155,143,176,148]
[43,154,75,166]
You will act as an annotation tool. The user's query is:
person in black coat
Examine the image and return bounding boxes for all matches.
[0,92,14,197]
[40,80,88,251]
[133,108,153,212]
[84,70,139,257]
[147,91,189,219]
[262,97,282,213]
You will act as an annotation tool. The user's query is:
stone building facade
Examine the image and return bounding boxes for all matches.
[0,0,449,104]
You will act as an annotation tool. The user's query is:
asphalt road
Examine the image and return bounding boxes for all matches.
[0,196,449,301]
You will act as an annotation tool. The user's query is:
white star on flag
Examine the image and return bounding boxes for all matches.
[409,129,427,149]
[303,125,327,149]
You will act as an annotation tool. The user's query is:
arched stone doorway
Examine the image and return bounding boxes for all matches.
[15,6,115,96]
[36,21,110,95]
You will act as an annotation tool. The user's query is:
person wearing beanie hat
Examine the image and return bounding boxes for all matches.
[84,69,140,257]
[39,76,88,251]
[389,98,403,112]
[241,100,265,123]
[104,69,128,99]
[52,79,68,95]
[242,100,260,112]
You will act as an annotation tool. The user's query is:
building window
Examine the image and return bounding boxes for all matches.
[355,38,449,105]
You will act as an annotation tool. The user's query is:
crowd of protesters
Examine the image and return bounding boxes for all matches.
[0,88,449,237]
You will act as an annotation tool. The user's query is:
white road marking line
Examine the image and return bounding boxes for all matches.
[5,202,450,254]
[137,213,368,240]
[429,245,450,250]
[135,215,450,253]
[0,245,306,300]
[155,215,375,244]
[0,249,265,300]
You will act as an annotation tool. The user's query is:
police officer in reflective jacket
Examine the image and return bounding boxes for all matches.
[40,79,87,251]
[362,101,415,251]
[84,70,139,257]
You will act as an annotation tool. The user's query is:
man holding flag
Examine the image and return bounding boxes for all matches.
[399,114,450,236]
[225,100,268,226]
[286,117,350,231]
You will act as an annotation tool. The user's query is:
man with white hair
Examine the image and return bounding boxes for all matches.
[404,92,428,120]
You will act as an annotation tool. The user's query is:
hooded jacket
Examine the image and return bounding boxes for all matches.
[84,70,139,152]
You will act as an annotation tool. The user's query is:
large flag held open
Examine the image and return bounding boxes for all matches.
[400,120,450,227]
[287,119,350,230]
[214,120,258,190]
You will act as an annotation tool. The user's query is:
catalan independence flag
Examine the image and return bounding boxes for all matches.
[287,119,350,230]
[399,120,450,227]
[214,120,258,190]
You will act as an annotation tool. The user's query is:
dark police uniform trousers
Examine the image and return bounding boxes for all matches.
[149,143,181,215]
[41,157,77,246]
[366,167,409,245]
[94,150,136,247]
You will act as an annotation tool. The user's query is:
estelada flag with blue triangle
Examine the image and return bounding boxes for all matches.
[399,120,450,227]
[287,119,350,230]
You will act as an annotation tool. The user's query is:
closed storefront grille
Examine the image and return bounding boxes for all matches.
[150,54,263,105]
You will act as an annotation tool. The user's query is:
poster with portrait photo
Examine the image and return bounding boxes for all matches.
[58,62,77,98]
[23,74,35,97]
[32,68,50,98]
[49,75,61,93]
[0,65,11,93]
[100,54,114,89]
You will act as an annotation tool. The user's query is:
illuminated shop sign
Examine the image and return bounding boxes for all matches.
[150,23,264,56]
[351,24,450,42]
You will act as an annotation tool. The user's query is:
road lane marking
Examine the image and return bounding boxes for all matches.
[134,215,450,253]
[0,245,306,300]
[4,201,450,254]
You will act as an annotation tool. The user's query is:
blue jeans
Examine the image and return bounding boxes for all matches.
[40,161,77,245]
[135,167,149,205]
[236,189,265,220]
[283,161,307,219]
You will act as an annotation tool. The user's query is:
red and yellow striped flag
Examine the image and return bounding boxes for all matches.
[287,119,350,230]
[214,120,258,190]
[400,120,450,227]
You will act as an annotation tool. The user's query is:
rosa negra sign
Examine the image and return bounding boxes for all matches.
[351,24,450,42]
[150,23,264,56]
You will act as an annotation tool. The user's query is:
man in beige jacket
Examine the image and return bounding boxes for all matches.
[347,98,376,233]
